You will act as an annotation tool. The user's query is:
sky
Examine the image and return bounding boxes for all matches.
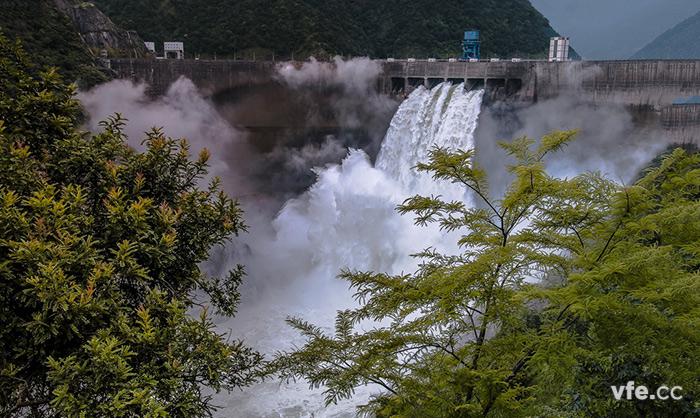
[530,0,700,59]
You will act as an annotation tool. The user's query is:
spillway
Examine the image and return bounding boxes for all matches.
[220,83,484,417]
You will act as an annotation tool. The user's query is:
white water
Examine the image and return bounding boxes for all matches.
[219,83,484,417]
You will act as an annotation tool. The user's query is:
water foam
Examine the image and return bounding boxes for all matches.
[219,83,484,417]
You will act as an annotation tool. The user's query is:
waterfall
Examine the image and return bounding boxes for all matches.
[219,83,484,417]
[377,83,484,198]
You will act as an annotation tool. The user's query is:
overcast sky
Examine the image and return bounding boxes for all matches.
[530,0,700,59]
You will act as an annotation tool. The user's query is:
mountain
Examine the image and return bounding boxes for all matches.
[531,0,700,60]
[632,10,700,59]
[90,0,562,59]
[0,0,147,87]
[52,0,148,59]
[0,0,102,86]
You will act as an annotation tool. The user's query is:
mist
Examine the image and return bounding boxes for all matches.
[475,96,668,198]
[274,57,399,158]
[79,58,398,205]
[78,78,260,199]
[77,60,670,416]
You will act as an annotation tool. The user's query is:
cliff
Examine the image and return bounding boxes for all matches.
[53,0,148,59]
[0,0,147,87]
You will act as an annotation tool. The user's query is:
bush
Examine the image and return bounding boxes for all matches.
[0,33,262,417]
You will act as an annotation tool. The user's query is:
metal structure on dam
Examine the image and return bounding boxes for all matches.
[107,58,700,139]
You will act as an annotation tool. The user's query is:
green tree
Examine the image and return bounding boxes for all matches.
[0,2,108,88]
[530,147,700,417]
[0,34,261,417]
[275,133,699,417]
[91,0,562,60]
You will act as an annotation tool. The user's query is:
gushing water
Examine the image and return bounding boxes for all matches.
[377,83,484,199]
[219,83,484,417]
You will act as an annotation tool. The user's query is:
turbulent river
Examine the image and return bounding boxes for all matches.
[219,83,484,417]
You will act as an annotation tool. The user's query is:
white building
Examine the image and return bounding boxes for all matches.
[144,42,156,54]
[549,37,570,62]
[164,42,185,59]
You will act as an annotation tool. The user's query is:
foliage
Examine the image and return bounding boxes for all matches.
[0,1,108,88]
[275,131,699,417]
[91,0,561,59]
[531,147,700,416]
[0,35,261,417]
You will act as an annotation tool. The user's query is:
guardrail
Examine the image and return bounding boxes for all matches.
[380,58,547,63]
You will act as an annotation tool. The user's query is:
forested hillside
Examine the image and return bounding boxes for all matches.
[1,0,148,87]
[632,9,700,59]
[0,0,105,86]
[92,0,561,59]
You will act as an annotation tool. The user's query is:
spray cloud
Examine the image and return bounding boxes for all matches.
[476,95,669,197]
[77,59,673,416]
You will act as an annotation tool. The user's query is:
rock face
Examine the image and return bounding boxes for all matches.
[53,0,148,58]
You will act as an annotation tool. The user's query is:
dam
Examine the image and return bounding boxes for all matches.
[107,58,700,139]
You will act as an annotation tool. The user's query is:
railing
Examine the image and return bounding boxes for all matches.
[149,54,553,63]
[379,58,548,63]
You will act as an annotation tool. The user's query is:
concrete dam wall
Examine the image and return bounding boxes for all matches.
[382,59,700,105]
[107,59,278,97]
[109,59,700,105]
[107,58,700,140]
